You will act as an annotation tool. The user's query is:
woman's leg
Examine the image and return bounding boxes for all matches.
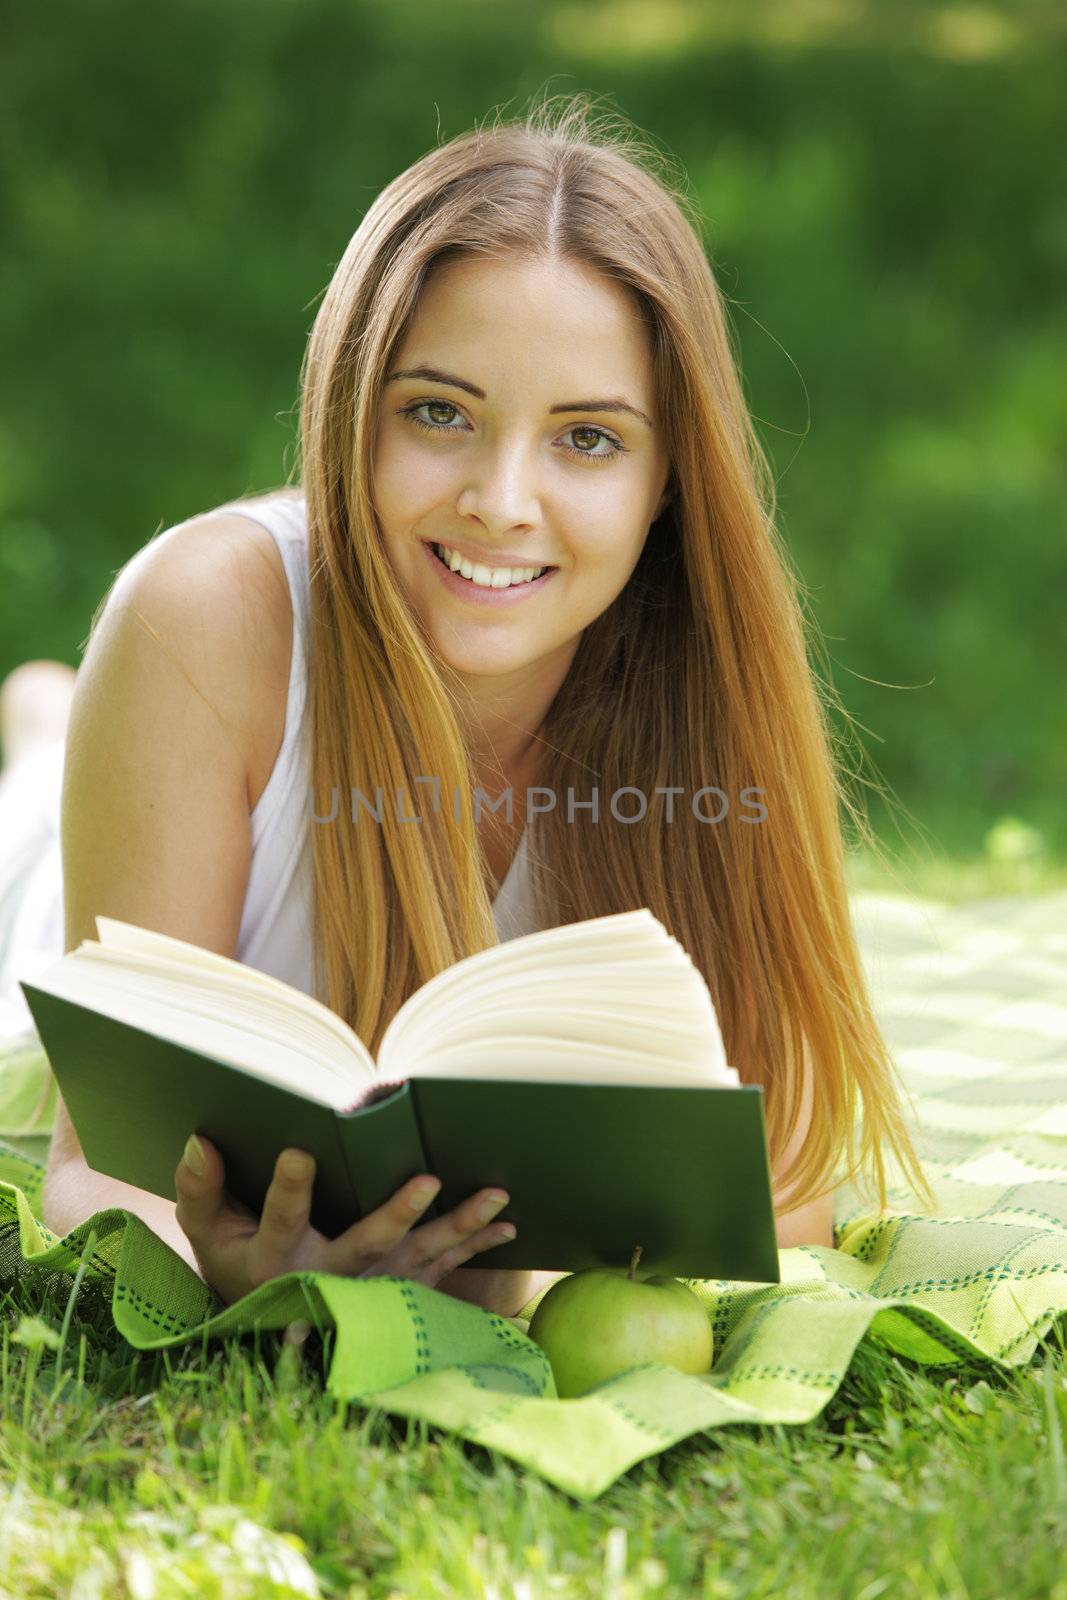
[0,661,77,775]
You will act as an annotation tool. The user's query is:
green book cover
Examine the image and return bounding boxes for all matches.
[20,911,782,1283]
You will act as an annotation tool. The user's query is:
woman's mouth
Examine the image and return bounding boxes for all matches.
[424,541,559,605]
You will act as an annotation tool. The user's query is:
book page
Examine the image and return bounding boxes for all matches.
[378,909,738,1087]
[31,921,377,1107]
[383,911,702,1041]
[51,911,740,1100]
[77,943,365,1066]
[93,918,359,1041]
[392,1035,737,1085]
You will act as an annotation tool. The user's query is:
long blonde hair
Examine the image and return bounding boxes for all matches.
[292,93,934,1218]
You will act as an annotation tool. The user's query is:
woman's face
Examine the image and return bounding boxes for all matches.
[373,253,671,698]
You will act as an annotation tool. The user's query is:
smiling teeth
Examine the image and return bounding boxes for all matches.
[433,543,549,588]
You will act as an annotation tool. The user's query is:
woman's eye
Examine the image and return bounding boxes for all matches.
[399,401,625,464]
[564,424,624,462]
[409,399,463,430]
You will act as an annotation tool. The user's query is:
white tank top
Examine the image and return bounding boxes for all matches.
[0,490,540,1039]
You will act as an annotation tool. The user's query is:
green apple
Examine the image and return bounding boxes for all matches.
[527,1246,713,1398]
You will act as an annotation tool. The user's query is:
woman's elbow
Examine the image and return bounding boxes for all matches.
[774,1184,835,1250]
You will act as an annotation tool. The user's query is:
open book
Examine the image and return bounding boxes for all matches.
[21,909,780,1282]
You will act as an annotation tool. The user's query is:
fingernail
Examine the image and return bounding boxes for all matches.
[282,1150,314,1180]
[183,1134,205,1176]
[478,1192,509,1223]
[410,1182,440,1212]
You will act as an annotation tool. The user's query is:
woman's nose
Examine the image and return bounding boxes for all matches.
[455,445,543,530]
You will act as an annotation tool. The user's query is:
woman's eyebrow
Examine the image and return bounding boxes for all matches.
[386,364,653,429]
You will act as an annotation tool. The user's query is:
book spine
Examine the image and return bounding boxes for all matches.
[337,1082,434,1221]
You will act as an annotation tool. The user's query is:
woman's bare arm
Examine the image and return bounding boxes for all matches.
[771,1037,836,1249]
[43,510,289,1263]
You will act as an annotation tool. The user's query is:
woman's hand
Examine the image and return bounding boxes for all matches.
[173,1133,516,1307]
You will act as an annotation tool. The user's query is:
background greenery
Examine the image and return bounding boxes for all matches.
[2,0,1063,862]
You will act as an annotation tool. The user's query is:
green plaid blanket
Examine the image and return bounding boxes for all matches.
[2,889,1066,1501]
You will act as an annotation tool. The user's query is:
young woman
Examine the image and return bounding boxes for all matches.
[1,96,933,1318]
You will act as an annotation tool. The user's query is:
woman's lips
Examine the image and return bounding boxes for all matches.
[423,541,559,605]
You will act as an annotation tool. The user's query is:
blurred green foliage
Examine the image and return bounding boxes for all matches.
[1,0,1064,857]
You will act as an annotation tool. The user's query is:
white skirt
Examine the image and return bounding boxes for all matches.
[0,738,66,1041]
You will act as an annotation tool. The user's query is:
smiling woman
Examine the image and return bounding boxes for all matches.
[18,90,935,1316]
[371,252,671,765]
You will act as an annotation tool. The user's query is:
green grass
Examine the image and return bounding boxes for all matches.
[2,1267,1065,1598]
[3,850,1067,1597]
[845,839,1067,907]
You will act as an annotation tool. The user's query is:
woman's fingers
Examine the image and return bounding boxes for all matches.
[404,1189,515,1281]
[173,1132,228,1247]
[174,1145,516,1301]
[315,1171,441,1267]
[176,1139,321,1297]
[253,1149,316,1263]
[322,1177,513,1280]
[318,1174,435,1275]
[410,1219,518,1288]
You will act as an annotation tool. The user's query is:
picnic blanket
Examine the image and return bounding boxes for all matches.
[2,888,1066,1501]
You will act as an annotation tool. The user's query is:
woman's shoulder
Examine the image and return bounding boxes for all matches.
[113,495,297,815]
[119,490,300,592]
[158,489,303,583]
